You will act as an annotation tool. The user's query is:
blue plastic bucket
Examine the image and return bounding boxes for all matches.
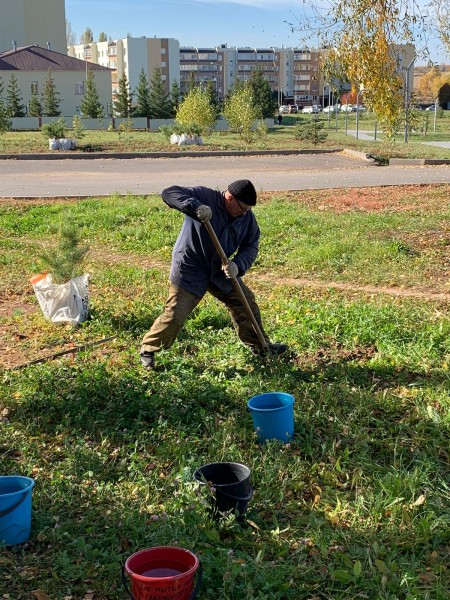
[0,476,35,545]
[247,392,295,443]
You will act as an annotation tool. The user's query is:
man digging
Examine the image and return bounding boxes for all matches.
[140,179,288,369]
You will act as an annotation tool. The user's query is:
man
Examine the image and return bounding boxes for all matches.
[140,179,287,369]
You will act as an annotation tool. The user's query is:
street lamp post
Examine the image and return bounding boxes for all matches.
[356,84,364,140]
[403,58,415,143]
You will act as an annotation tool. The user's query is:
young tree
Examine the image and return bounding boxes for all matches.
[170,79,182,116]
[134,68,151,117]
[80,27,94,45]
[176,87,217,133]
[6,74,26,117]
[247,68,277,119]
[149,67,172,118]
[223,85,260,142]
[98,32,108,42]
[294,118,328,146]
[79,69,103,118]
[205,80,220,118]
[41,69,61,116]
[29,91,42,117]
[0,97,12,134]
[113,73,131,117]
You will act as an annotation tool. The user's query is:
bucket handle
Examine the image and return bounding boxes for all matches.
[0,490,28,518]
[122,560,203,600]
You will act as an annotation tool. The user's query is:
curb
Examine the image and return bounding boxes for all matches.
[389,158,450,166]
[342,148,379,163]
[0,148,345,161]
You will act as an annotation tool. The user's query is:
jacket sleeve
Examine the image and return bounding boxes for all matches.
[161,185,207,219]
[232,217,260,276]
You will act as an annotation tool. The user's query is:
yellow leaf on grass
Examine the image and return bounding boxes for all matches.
[411,493,427,507]
[32,591,51,600]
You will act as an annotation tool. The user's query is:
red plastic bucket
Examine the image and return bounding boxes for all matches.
[122,546,202,600]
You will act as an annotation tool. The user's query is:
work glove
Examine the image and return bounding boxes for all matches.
[222,260,239,279]
[195,204,212,222]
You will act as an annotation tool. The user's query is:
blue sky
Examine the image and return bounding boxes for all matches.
[65,0,447,65]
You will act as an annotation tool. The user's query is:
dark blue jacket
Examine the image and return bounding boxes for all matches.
[161,185,260,296]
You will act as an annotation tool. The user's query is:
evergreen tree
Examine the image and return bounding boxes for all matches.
[438,82,450,108]
[149,67,172,118]
[134,68,151,117]
[98,32,108,42]
[113,73,131,117]
[205,80,220,117]
[247,68,277,119]
[0,96,12,134]
[29,91,42,117]
[6,74,26,117]
[41,69,61,116]
[79,69,103,117]
[170,79,182,117]
[187,72,196,93]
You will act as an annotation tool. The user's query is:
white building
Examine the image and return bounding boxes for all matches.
[0,0,67,55]
[0,45,112,117]
[68,37,180,99]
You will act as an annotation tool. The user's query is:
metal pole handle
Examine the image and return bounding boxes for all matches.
[203,219,268,350]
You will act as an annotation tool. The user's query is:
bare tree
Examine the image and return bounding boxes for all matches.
[66,19,77,46]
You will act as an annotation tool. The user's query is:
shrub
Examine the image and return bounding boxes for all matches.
[38,222,89,284]
[294,118,328,146]
[41,118,66,139]
[176,88,217,134]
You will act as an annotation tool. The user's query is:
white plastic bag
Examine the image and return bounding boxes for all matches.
[31,273,90,325]
[48,138,60,150]
[170,133,180,145]
[59,138,73,150]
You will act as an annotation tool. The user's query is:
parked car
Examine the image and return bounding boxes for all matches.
[302,105,321,114]
[323,104,340,113]
[340,104,355,112]
[353,104,367,111]
[289,105,298,113]
[425,104,437,111]
[279,105,290,114]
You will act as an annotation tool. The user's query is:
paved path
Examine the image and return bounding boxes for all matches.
[0,153,449,198]
[346,129,450,150]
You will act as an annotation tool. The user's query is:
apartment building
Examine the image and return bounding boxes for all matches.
[68,37,180,103]
[0,0,67,55]
[179,45,321,106]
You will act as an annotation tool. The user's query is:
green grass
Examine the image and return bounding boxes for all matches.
[1,191,449,599]
[0,111,449,160]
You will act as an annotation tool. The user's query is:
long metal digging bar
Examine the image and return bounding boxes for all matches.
[203,219,269,351]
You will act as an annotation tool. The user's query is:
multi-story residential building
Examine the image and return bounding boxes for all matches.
[0,0,67,55]
[179,44,321,106]
[68,37,180,107]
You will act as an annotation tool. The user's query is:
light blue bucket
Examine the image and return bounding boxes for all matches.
[247,392,295,443]
[0,476,35,545]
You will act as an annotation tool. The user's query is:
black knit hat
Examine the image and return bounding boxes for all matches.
[227,179,257,206]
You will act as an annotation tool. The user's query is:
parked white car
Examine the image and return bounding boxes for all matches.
[302,105,322,113]
[323,105,340,113]
[340,104,354,112]
[279,105,290,114]
[425,104,437,111]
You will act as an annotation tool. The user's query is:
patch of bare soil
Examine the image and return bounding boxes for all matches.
[293,342,378,370]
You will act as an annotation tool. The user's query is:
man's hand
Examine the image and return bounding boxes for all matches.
[196,205,212,222]
[222,260,239,279]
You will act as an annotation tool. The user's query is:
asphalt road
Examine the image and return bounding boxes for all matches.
[0,153,449,198]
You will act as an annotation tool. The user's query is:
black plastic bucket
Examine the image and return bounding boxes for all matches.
[193,462,253,517]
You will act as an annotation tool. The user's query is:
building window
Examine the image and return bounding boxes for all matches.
[75,82,85,95]
[31,81,38,94]
[161,48,166,54]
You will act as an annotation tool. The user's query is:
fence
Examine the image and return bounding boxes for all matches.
[10,117,274,132]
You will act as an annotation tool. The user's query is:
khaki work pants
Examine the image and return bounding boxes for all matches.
[141,282,269,353]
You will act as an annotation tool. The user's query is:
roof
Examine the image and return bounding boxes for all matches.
[0,45,112,72]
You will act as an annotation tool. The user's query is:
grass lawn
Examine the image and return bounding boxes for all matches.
[0,111,449,161]
[0,186,449,599]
